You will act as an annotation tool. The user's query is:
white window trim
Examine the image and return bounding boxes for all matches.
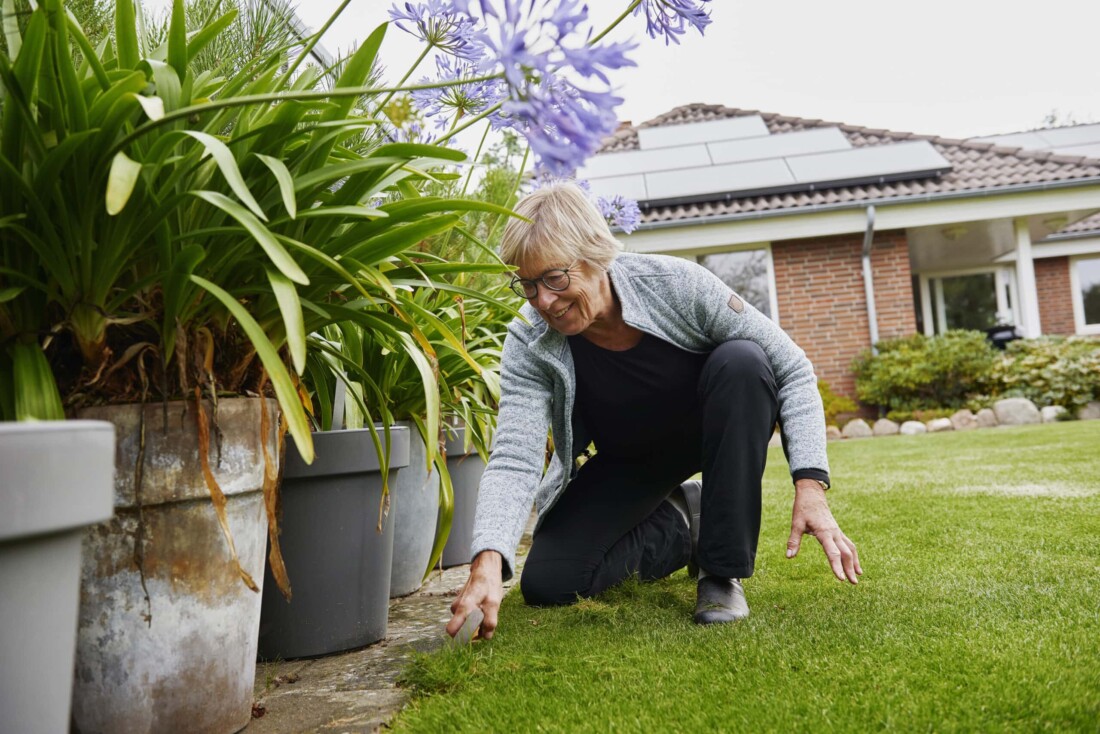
[1069,254,1100,335]
[917,266,1018,336]
[690,243,781,326]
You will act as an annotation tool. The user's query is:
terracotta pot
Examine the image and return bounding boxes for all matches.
[0,421,115,734]
[72,398,278,734]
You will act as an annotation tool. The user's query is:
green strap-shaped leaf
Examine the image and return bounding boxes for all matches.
[292,205,387,220]
[190,275,314,464]
[114,0,139,69]
[183,131,266,221]
[395,330,440,466]
[192,191,308,285]
[8,341,64,421]
[186,9,237,61]
[0,286,26,304]
[167,0,187,82]
[162,244,205,361]
[266,267,306,376]
[106,151,142,215]
[255,154,297,219]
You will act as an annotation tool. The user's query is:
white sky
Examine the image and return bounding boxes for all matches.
[147,0,1100,139]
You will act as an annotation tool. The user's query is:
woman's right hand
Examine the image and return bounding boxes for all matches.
[446,550,505,640]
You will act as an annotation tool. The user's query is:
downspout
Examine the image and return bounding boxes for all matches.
[861,205,879,354]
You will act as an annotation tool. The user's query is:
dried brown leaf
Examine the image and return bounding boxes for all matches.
[193,388,259,593]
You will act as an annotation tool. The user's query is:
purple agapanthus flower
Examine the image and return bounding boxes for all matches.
[388,1,483,61]
[635,0,712,45]
[453,0,637,176]
[385,119,437,145]
[597,194,642,234]
[534,177,641,234]
[411,56,506,130]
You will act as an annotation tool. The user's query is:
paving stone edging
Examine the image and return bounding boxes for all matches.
[249,513,536,733]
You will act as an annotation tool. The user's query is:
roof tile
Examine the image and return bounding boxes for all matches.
[595,104,1100,226]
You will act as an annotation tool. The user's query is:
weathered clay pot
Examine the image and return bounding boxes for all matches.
[258,425,410,659]
[389,422,440,597]
[72,398,278,734]
[440,425,488,568]
[0,421,115,734]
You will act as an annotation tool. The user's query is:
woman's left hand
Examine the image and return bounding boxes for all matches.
[786,479,862,584]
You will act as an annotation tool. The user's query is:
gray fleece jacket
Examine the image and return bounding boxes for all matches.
[471,252,829,580]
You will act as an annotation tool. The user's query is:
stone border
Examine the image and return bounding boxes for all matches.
[832,398,1100,440]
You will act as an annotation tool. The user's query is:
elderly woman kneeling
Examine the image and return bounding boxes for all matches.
[447,182,860,638]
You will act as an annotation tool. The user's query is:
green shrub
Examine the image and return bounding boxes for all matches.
[818,380,858,424]
[852,330,998,412]
[991,337,1100,411]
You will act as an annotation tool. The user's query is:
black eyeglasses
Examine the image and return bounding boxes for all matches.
[509,265,575,300]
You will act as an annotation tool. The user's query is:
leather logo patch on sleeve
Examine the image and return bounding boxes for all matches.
[727,293,744,313]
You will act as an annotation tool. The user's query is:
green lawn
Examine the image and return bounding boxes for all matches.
[392,422,1100,732]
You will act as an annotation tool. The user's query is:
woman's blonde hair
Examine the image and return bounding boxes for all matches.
[500,181,622,270]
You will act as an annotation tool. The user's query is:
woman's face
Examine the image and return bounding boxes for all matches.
[514,259,612,336]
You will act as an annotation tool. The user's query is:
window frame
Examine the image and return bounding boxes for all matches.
[692,243,780,325]
[1069,254,1100,335]
[917,266,1017,336]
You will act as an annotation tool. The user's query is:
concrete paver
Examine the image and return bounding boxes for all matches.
[249,511,535,733]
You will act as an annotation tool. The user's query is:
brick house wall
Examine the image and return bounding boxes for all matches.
[772,231,917,401]
[1034,256,1076,335]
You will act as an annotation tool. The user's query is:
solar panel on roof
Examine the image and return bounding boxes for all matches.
[1033,123,1100,148]
[585,174,649,201]
[578,144,712,179]
[645,159,794,201]
[786,141,949,185]
[972,131,1047,149]
[1049,142,1100,159]
[637,115,769,150]
[707,128,851,166]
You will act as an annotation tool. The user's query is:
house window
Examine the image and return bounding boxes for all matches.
[1071,255,1100,334]
[921,268,1016,335]
[698,248,776,319]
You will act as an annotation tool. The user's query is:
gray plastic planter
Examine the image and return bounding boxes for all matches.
[258,425,410,659]
[440,425,488,568]
[389,422,440,598]
[0,421,115,734]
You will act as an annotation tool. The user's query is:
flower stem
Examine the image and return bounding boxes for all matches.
[286,0,354,79]
[590,0,642,45]
[436,100,504,145]
[485,142,530,249]
[375,45,432,116]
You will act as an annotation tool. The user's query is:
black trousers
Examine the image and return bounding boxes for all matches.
[521,340,780,606]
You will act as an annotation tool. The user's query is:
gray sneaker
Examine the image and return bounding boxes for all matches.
[675,480,702,577]
[694,576,750,625]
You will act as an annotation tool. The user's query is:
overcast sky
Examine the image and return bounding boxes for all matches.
[146,0,1100,139]
[290,0,1100,139]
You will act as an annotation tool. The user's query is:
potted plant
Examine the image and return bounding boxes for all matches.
[0,0,509,729]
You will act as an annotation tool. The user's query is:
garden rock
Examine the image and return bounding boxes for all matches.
[976,408,998,428]
[993,398,1041,426]
[872,418,899,436]
[1041,406,1067,423]
[842,419,873,439]
[927,418,954,433]
[1079,401,1100,421]
[900,421,927,435]
[950,409,978,431]
[826,426,842,441]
